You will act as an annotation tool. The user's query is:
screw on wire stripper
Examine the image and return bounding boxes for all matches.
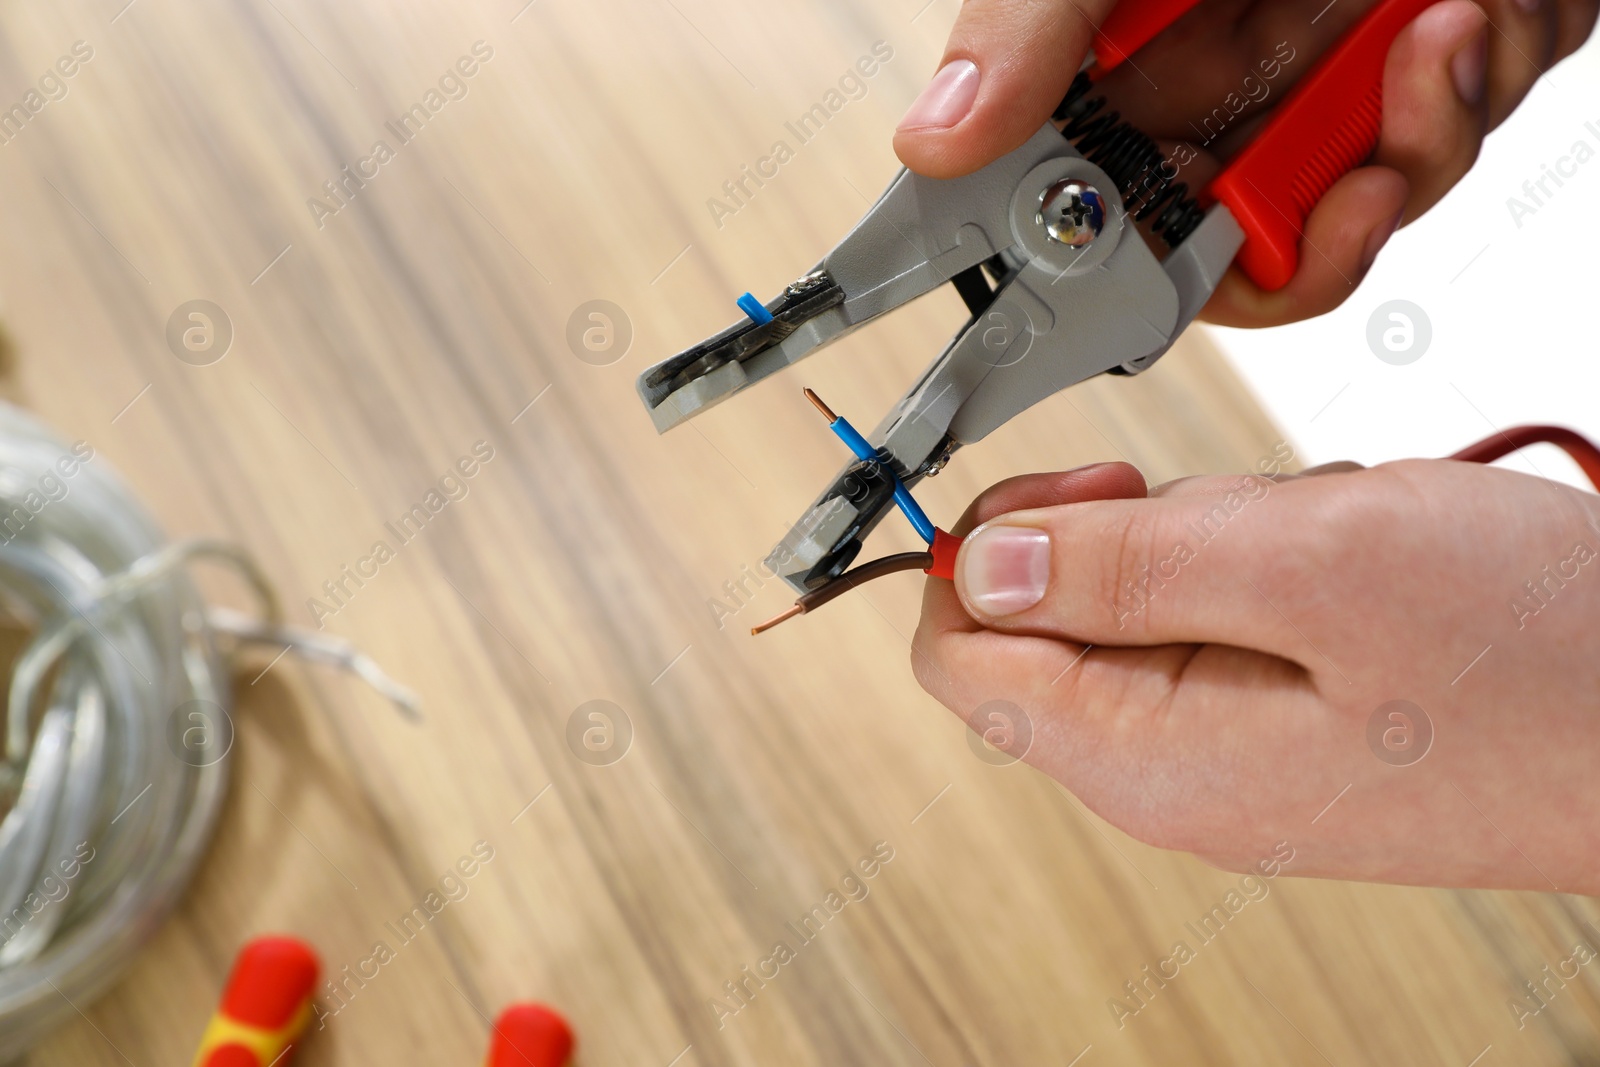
[638,0,1442,631]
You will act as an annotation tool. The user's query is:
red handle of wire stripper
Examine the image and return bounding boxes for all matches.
[1096,0,1435,291]
[1092,0,1204,71]
[1209,0,1434,289]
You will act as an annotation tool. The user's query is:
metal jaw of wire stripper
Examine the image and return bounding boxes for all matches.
[636,0,1438,597]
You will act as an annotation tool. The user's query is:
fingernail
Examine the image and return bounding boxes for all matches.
[1361,210,1403,272]
[959,525,1050,616]
[897,58,980,132]
[1512,0,1540,12]
[1451,30,1488,105]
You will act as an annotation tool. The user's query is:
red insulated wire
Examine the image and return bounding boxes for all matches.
[1450,424,1600,489]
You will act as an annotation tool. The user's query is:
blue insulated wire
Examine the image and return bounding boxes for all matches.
[827,415,936,545]
[890,483,937,545]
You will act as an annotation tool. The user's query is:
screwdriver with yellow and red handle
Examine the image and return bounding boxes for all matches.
[191,936,320,1067]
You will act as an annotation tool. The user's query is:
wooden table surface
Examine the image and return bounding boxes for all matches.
[3,0,1599,1063]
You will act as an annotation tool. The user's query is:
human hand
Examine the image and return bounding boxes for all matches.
[911,459,1600,893]
[894,0,1599,325]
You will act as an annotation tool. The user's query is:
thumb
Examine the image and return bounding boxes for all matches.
[894,0,1114,179]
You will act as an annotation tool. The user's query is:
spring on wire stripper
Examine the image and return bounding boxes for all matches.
[1053,70,1205,248]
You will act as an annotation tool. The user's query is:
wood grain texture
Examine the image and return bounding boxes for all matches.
[1,0,1598,1064]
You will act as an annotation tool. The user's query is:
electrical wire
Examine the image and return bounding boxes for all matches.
[750,552,933,635]
[0,402,413,1060]
[803,389,936,544]
[1448,424,1600,488]
[751,423,1600,636]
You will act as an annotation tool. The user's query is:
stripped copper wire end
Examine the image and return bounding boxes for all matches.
[750,604,804,636]
[749,551,934,636]
[802,387,836,423]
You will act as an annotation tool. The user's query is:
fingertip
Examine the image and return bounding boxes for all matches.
[1448,21,1489,108]
[894,0,1102,177]
[1297,460,1367,476]
[1387,0,1490,130]
[893,57,983,177]
[920,462,1148,645]
[893,59,1055,179]
[955,523,1052,620]
[1409,1,1490,57]
[1367,0,1489,224]
[1399,2,1490,62]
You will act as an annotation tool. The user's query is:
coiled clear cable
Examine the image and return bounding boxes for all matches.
[0,401,412,1058]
